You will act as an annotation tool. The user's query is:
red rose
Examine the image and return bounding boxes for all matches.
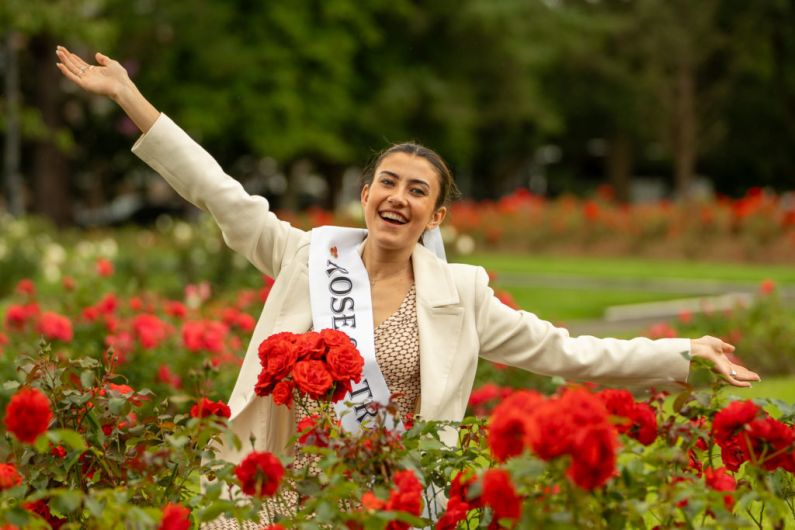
[258,332,300,380]
[436,497,470,530]
[719,438,747,472]
[263,526,286,530]
[96,257,114,277]
[481,469,521,528]
[133,314,170,349]
[525,399,574,461]
[627,402,658,446]
[488,409,533,463]
[0,463,22,490]
[272,381,294,407]
[385,469,424,530]
[4,303,39,330]
[449,470,481,508]
[712,400,761,446]
[487,390,543,462]
[326,342,364,383]
[566,423,618,490]
[362,491,385,510]
[296,331,327,360]
[319,328,351,349]
[190,398,231,419]
[15,278,35,296]
[4,388,53,443]
[292,360,333,399]
[744,417,794,471]
[159,503,191,530]
[296,414,329,447]
[23,499,66,530]
[704,467,736,492]
[235,451,284,498]
[37,311,73,342]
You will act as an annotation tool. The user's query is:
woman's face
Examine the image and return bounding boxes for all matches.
[361,152,447,252]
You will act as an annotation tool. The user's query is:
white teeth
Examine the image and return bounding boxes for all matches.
[380,211,407,224]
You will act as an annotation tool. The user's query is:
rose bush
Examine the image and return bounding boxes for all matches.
[0,222,794,527]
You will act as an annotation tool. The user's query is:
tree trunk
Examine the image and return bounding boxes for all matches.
[31,34,72,225]
[3,31,25,216]
[672,60,697,199]
[606,131,632,203]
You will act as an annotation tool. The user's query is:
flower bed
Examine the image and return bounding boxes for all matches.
[0,268,794,528]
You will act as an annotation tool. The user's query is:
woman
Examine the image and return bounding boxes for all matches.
[55,44,759,514]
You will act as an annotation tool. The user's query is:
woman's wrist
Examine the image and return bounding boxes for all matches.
[112,81,160,134]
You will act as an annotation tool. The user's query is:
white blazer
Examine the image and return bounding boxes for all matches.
[132,114,691,463]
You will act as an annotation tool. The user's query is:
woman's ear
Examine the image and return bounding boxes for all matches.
[426,206,447,230]
[360,184,370,207]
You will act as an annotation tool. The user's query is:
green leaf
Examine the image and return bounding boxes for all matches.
[2,381,20,392]
[80,370,95,389]
[33,432,50,453]
[50,489,83,514]
[48,429,88,451]
[672,391,692,413]
[108,397,128,415]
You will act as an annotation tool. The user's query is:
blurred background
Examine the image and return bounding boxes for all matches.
[3,0,795,224]
[2,0,795,398]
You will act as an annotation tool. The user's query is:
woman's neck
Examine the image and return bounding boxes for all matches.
[361,239,414,283]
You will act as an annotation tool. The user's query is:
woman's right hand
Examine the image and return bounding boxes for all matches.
[56,46,131,101]
[55,45,160,134]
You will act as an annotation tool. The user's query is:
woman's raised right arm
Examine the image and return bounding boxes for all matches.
[56,46,159,133]
[55,46,306,277]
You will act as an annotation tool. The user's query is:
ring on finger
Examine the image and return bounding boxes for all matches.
[729,369,737,377]
[79,66,87,75]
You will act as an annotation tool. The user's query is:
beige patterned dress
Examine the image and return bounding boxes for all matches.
[204,285,420,529]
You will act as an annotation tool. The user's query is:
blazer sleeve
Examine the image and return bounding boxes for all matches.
[473,267,691,388]
[131,113,305,278]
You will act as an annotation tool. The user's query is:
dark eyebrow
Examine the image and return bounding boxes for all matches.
[378,170,431,189]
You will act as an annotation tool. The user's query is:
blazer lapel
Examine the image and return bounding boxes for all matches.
[412,244,464,420]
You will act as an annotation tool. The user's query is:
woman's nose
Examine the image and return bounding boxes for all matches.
[387,193,407,206]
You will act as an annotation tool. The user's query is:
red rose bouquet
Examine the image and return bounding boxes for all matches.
[254,329,364,406]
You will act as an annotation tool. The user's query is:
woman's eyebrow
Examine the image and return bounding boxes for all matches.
[378,170,430,188]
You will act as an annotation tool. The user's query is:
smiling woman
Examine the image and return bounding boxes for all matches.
[54,44,760,528]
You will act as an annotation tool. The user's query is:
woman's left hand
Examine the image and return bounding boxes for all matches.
[690,335,761,387]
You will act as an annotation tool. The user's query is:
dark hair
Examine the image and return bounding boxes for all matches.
[361,143,461,210]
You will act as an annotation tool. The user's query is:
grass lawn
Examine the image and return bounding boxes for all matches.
[726,375,795,403]
[457,253,795,322]
[502,286,687,321]
[461,253,795,283]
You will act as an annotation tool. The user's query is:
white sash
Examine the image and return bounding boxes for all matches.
[308,226,445,433]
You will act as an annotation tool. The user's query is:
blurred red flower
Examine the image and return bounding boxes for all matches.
[158,502,190,530]
[385,469,424,530]
[482,469,521,528]
[4,387,53,443]
[0,463,22,490]
[133,314,171,349]
[234,451,284,498]
[190,398,231,420]
[96,258,114,277]
[37,311,73,342]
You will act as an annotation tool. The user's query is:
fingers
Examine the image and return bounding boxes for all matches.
[55,62,83,85]
[95,52,111,66]
[56,46,85,78]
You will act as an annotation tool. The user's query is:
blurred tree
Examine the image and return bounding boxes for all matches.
[0,0,117,224]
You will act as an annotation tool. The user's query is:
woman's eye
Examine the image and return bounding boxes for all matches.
[380,178,394,186]
[411,188,427,196]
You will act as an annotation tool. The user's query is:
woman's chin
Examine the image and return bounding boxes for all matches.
[366,231,417,253]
